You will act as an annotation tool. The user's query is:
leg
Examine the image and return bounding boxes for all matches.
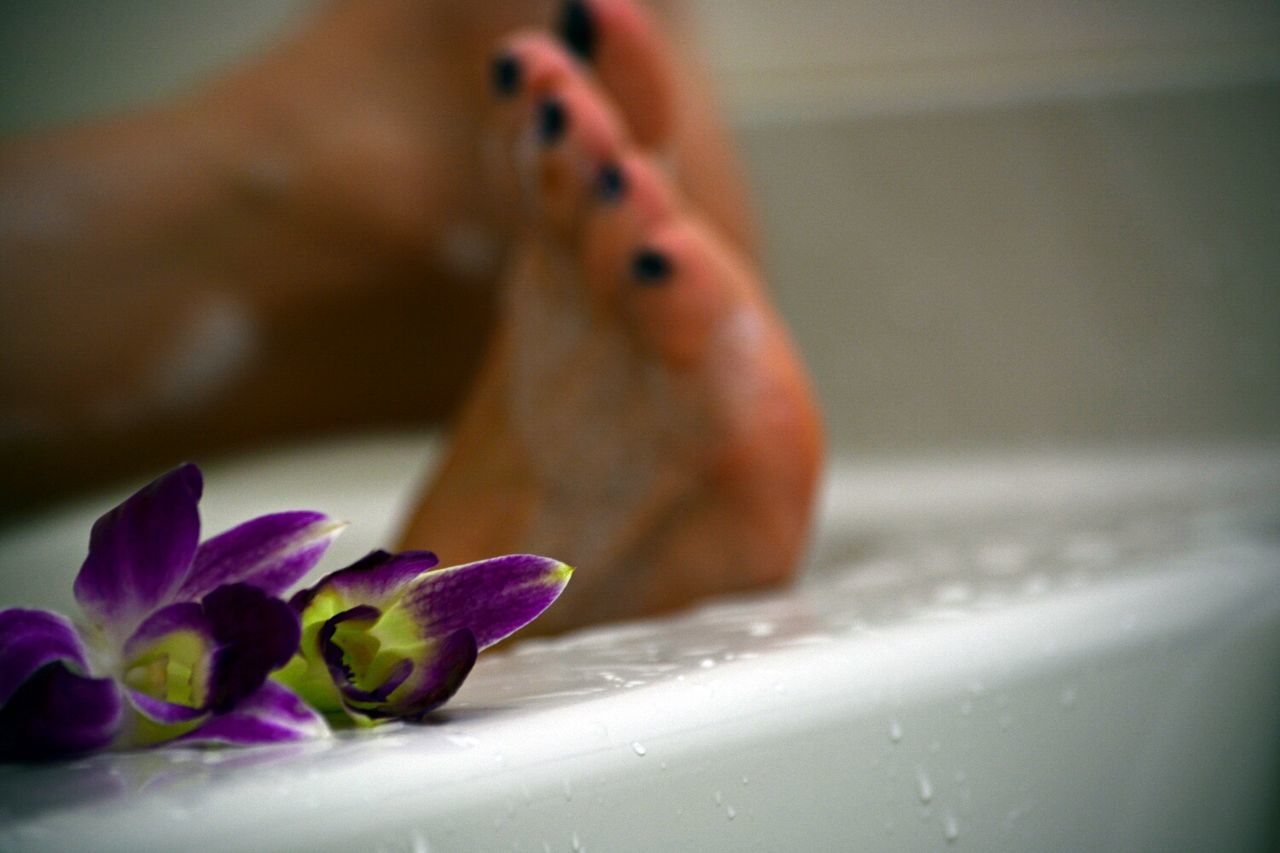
[0,0,755,512]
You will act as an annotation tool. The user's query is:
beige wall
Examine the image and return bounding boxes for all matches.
[3,1,1278,452]
[692,0,1280,451]
[744,86,1280,450]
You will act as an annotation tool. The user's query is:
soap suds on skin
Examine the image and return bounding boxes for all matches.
[147,293,258,412]
[437,222,502,280]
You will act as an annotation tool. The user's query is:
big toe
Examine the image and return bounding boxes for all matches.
[554,0,676,148]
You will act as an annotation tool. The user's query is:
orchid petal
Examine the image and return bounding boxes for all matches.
[124,689,209,725]
[121,602,216,719]
[317,605,382,697]
[339,658,412,705]
[182,512,345,600]
[0,608,90,707]
[0,663,122,760]
[343,629,478,722]
[379,628,478,721]
[314,605,414,707]
[393,554,574,650]
[202,584,300,712]
[122,602,213,662]
[283,553,568,725]
[174,682,328,746]
[290,550,439,615]
[73,464,203,634]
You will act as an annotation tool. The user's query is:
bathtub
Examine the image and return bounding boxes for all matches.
[1,438,1277,851]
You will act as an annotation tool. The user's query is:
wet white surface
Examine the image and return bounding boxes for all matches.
[1,441,1279,851]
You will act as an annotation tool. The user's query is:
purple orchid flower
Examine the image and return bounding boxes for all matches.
[0,464,341,760]
[275,550,573,724]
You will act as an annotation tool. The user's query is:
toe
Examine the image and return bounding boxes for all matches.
[553,0,676,148]
[523,75,631,235]
[579,151,680,290]
[580,155,737,367]
[580,153,766,369]
[491,33,644,236]
[490,32,577,106]
[623,219,740,368]
[486,32,581,181]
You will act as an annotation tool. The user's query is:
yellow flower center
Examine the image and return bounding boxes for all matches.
[123,629,208,708]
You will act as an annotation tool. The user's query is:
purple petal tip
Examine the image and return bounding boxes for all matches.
[73,464,205,632]
[204,584,302,712]
[0,608,90,707]
[0,663,123,761]
[175,682,328,746]
[399,554,573,650]
[183,512,345,601]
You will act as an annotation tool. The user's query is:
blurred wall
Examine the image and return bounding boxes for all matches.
[700,0,1280,452]
[0,1,312,133]
[3,0,1278,454]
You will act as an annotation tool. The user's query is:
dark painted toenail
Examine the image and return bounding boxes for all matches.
[631,248,673,284]
[558,0,597,62]
[597,162,626,202]
[491,53,522,97]
[537,97,568,144]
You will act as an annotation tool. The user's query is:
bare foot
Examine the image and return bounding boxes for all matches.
[400,8,823,632]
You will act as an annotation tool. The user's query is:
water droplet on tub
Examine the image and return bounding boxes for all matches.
[571,831,582,851]
[889,718,903,743]
[917,769,934,803]
[714,790,723,806]
[726,805,737,820]
[741,775,750,786]
[933,582,972,604]
[747,621,776,637]
[632,742,647,756]
[944,812,960,843]
[700,658,716,669]
[660,760,669,770]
